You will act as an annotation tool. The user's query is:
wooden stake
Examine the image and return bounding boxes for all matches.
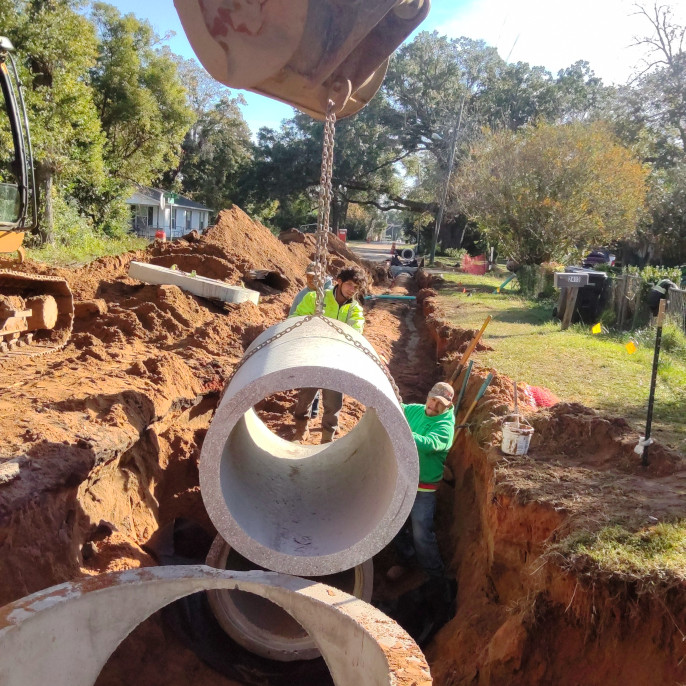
[560,288,579,331]
[449,315,492,384]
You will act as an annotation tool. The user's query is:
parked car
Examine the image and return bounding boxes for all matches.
[582,249,616,269]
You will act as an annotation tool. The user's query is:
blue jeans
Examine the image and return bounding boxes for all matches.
[310,390,320,418]
[394,491,444,577]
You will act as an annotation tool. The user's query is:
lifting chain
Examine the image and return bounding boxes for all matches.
[225,314,403,405]
[225,98,404,407]
[313,101,337,314]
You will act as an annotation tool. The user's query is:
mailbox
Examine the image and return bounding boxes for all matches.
[554,272,589,288]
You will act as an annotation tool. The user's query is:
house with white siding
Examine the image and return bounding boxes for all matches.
[126,186,213,240]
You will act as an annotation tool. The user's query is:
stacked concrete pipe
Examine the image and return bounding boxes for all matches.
[0,566,431,686]
[199,315,419,577]
[0,315,428,682]
[205,534,374,661]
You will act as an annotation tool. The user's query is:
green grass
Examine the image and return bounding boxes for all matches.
[438,273,686,452]
[27,233,148,267]
[561,522,686,579]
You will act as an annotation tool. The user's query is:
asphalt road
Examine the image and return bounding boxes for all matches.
[347,241,397,262]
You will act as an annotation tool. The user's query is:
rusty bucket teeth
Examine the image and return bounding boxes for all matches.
[0,270,74,360]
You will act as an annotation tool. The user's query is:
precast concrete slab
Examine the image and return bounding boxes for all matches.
[128,260,260,304]
[0,566,432,686]
[199,315,419,576]
[205,533,374,661]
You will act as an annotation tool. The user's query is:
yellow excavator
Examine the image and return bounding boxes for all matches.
[0,37,73,357]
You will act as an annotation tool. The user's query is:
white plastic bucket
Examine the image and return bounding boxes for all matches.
[501,416,534,455]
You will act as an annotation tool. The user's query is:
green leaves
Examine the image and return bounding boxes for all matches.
[453,122,649,264]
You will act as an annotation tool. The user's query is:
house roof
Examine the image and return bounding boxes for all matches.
[126,185,212,212]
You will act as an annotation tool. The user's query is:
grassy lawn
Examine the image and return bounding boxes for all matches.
[561,522,686,579]
[437,272,686,453]
[27,234,148,267]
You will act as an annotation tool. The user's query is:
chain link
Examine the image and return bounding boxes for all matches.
[313,101,337,314]
[225,315,403,404]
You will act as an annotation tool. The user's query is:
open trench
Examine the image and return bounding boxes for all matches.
[2,217,686,684]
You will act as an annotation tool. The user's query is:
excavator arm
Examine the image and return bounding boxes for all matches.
[174,0,430,118]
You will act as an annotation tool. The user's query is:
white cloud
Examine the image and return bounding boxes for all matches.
[436,0,686,85]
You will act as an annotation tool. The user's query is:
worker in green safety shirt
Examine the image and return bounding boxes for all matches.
[290,266,367,443]
[387,382,455,581]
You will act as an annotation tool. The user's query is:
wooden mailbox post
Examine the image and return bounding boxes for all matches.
[554,272,589,330]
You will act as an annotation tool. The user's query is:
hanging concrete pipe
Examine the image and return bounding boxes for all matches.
[200,315,418,577]
[0,566,431,686]
[205,534,374,661]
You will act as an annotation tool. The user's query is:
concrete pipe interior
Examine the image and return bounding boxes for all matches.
[206,535,373,661]
[200,316,418,577]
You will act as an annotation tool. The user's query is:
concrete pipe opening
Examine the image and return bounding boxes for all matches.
[206,535,373,661]
[200,316,418,576]
[401,248,415,260]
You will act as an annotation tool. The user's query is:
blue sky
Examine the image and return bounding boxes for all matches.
[105,0,686,135]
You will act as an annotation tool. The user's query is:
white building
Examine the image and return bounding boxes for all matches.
[127,186,212,240]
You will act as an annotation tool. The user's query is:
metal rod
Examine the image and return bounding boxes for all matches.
[452,372,493,446]
[643,299,667,467]
[454,359,473,416]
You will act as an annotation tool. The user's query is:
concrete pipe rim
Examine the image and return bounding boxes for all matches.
[205,535,374,661]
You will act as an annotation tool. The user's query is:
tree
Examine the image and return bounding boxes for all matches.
[245,30,617,239]
[631,2,686,154]
[640,163,686,263]
[177,95,252,213]
[453,122,649,264]
[87,3,194,230]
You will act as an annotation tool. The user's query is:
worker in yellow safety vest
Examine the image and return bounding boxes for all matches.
[290,266,367,443]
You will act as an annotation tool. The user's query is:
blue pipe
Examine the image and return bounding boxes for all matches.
[364,295,416,301]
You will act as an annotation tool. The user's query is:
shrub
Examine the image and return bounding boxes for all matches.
[444,247,467,261]
[517,262,562,298]
[626,265,682,299]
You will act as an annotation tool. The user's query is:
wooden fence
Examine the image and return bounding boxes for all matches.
[610,274,644,330]
[666,286,686,332]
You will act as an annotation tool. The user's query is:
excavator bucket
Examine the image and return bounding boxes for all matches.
[174,0,430,119]
[0,271,73,358]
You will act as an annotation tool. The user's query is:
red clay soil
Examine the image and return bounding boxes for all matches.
[0,206,378,686]
[2,218,686,685]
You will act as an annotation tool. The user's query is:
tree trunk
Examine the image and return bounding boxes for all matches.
[35,162,55,245]
[439,214,468,249]
[330,193,348,234]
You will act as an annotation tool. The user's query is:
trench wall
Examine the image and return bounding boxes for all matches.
[416,274,686,686]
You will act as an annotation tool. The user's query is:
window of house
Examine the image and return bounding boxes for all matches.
[171,208,177,231]
[148,206,154,226]
[199,214,205,231]
[186,210,192,230]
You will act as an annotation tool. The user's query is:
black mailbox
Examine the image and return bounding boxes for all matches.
[554,272,590,288]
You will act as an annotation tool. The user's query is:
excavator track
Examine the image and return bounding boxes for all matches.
[0,270,74,359]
